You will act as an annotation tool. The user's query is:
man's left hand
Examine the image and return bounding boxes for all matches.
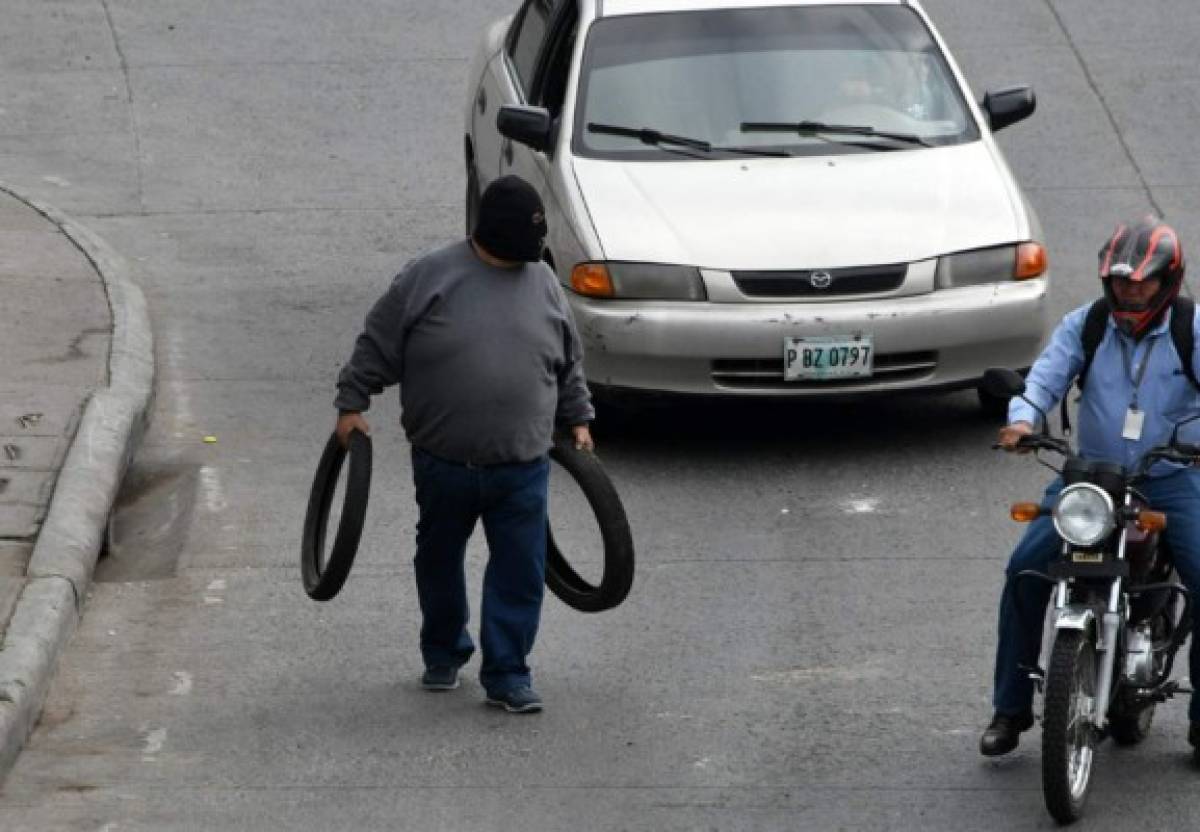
[572,424,594,452]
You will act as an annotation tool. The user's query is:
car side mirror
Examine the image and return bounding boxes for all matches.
[982,367,1026,400]
[981,86,1036,132]
[498,105,553,153]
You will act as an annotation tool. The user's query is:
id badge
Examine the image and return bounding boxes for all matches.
[1123,407,1145,441]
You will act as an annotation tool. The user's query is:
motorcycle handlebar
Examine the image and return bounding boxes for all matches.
[991,434,1071,455]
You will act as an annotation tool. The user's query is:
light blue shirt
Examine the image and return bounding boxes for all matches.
[1009,302,1200,477]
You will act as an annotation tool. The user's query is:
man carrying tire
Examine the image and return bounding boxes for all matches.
[334,175,594,714]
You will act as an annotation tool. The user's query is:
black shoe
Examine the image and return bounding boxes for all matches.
[421,666,460,691]
[485,685,543,714]
[980,712,1034,757]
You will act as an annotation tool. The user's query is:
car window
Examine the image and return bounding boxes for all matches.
[508,0,553,100]
[573,5,979,160]
[538,5,578,119]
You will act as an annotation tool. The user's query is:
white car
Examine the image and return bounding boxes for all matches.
[463,0,1048,410]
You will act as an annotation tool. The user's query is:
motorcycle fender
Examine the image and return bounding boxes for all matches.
[1054,607,1096,636]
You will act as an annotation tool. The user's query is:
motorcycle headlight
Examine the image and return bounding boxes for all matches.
[1052,484,1116,547]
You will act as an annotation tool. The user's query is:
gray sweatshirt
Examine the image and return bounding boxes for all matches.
[335,239,594,465]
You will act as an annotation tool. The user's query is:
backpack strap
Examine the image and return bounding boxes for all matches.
[1169,295,1200,393]
[1076,298,1111,392]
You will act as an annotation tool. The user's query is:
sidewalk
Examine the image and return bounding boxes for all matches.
[0,186,153,777]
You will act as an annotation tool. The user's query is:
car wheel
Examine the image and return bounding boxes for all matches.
[977,384,1010,419]
[465,160,481,236]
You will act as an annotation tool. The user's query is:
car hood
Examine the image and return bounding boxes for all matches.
[571,142,1026,270]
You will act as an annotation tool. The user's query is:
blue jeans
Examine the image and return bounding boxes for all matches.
[410,447,549,696]
[993,469,1200,720]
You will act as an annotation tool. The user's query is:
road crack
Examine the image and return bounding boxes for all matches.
[99,0,146,213]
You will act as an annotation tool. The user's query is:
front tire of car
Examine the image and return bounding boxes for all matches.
[977,384,1010,419]
[465,159,481,236]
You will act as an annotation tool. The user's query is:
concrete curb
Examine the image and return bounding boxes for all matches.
[0,184,155,778]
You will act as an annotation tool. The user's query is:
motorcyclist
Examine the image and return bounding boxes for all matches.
[981,217,1200,756]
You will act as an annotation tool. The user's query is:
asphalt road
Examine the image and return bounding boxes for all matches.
[4,0,1200,829]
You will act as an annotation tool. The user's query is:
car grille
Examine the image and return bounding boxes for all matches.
[710,351,937,390]
[731,265,906,298]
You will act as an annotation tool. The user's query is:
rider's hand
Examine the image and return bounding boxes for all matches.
[998,420,1035,453]
[572,424,594,452]
[336,411,370,448]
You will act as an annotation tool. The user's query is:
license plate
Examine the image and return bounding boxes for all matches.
[784,336,874,380]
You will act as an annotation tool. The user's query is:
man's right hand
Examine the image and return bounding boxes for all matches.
[997,420,1035,453]
[336,411,370,448]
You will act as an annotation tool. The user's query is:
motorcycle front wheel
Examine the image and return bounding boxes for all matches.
[1042,630,1098,824]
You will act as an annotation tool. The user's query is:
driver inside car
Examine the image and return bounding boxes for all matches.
[981,217,1200,757]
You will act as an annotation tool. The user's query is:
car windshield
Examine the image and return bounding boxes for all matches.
[573,5,979,160]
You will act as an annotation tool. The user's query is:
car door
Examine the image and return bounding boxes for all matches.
[472,0,555,189]
[502,2,585,277]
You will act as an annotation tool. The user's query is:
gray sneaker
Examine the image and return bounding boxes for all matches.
[485,686,543,714]
[421,666,460,691]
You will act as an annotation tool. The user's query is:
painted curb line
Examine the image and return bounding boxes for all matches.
[0,184,155,778]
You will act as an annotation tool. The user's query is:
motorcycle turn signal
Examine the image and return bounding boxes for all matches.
[1135,510,1168,533]
[1010,502,1044,522]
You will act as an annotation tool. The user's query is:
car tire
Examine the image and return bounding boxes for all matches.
[977,384,1010,419]
[545,435,635,613]
[301,430,372,601]
[465,159,481,236]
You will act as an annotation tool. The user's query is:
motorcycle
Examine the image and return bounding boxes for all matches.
[983,368,1199,824]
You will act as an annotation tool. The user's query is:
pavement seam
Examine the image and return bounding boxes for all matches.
[1038,0,1162,217]
[0,183,155,781]
[98,0,147,214]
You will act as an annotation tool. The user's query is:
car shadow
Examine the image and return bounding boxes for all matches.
[590,388,1004,465]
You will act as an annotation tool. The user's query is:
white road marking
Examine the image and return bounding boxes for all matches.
[751,664,885,684]
[207,579,227,592]
[142,727,167,761]
[42,175,70,187]
[198,465,227,513]
[839,498,880,514]
[169,672,192,696]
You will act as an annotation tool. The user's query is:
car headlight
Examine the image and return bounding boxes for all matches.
[570,262,707,300]
[1052,484,1116,547]
[935,242,1047,288]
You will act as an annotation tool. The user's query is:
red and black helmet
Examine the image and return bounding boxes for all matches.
[1099,216,1186,336]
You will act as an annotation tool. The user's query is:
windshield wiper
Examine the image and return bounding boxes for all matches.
[741,120,933,148]
[587,122,790,158]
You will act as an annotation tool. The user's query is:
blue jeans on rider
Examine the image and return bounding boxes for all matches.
[993,468,1200,720]
[410,446,549,697]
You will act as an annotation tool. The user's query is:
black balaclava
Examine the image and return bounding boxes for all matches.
[472,175,548,263]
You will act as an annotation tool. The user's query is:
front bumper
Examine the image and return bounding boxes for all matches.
[572,278,1049,397]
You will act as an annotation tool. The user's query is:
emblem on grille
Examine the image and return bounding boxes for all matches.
[809,271,834,289]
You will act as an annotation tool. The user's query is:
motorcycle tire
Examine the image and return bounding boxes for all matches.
[545,436,634,613]
[1042,630,1098,824]
[300,430,372,601]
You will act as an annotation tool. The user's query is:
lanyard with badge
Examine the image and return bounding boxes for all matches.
[1120,336,1157,440]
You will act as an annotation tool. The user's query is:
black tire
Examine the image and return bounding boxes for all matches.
[977,384,1010,419]
[465,160,481,236]
[1043,630,1098,825]
[545,435,634,613]
[300,431,372,601]
[1109,701,1154,746]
